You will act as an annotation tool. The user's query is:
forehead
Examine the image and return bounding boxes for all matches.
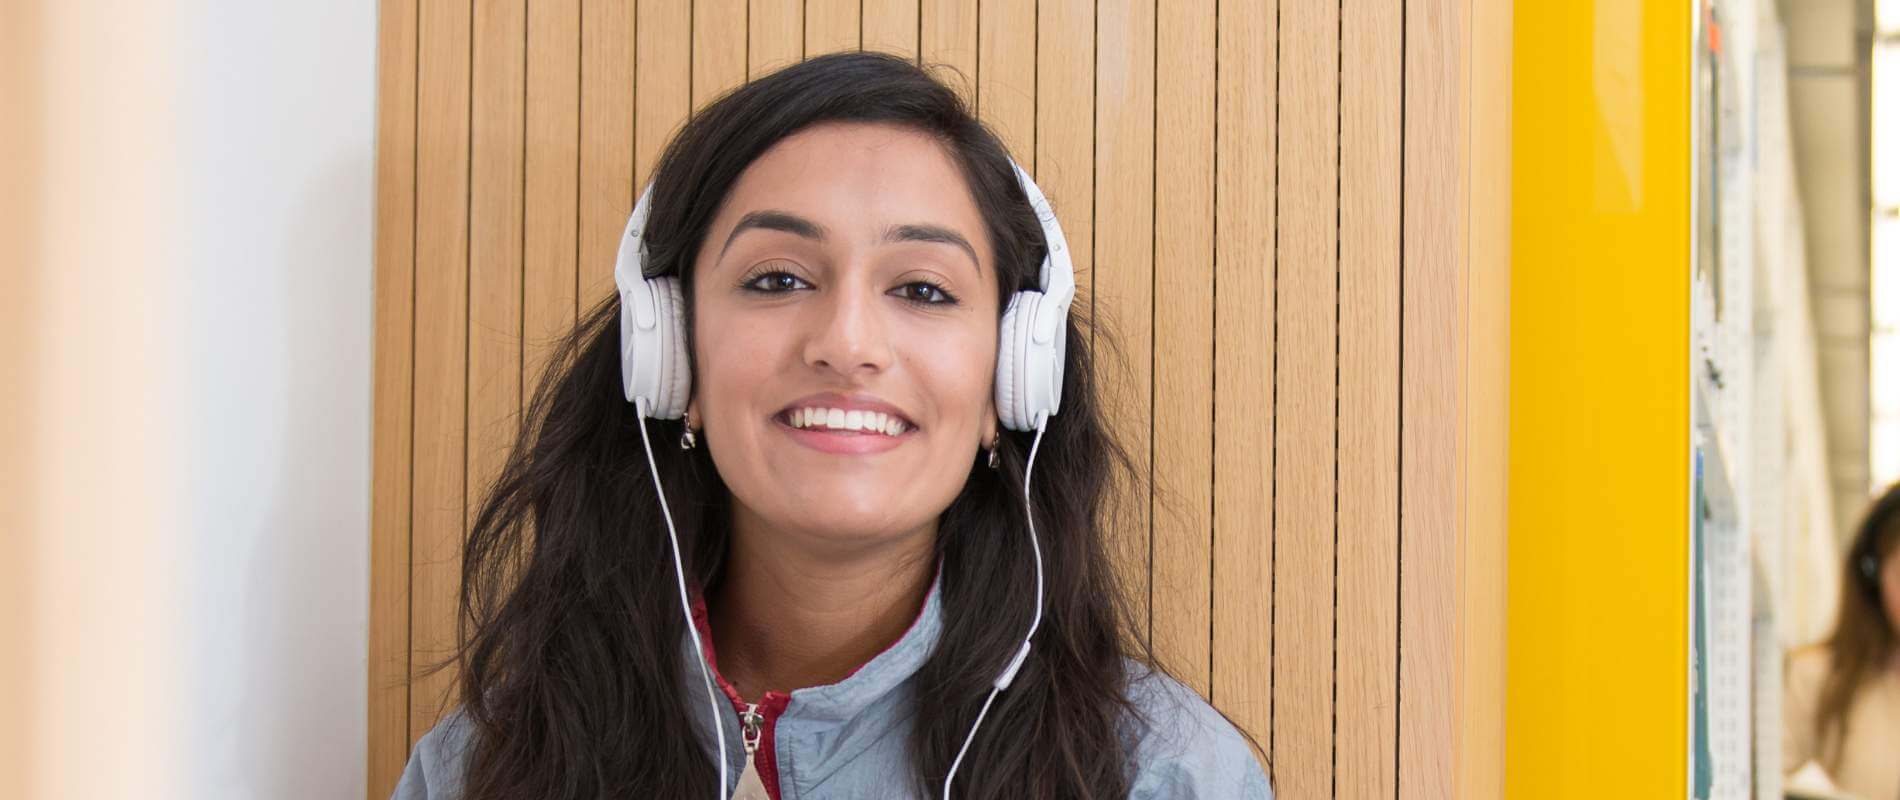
[711,122,989,256]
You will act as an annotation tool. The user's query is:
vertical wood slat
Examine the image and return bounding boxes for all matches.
[635,0,690,210]
[469,0,526,569]
[976,0,1034,159]
[525,0,580,388]
[919,0,977,106]
[1155,0,1224,697]
[862,0,920,61]
[1211,0,1276,766]
[1272,0,1339,796]
[695,0,744,110]
[1337,0,1403,796]
[409,0,471,746]
[749,0,803,79]
[580,0,634,306]
[1092,0,1155,646]
[694,0,748,109]
[368,0,418,791]
[1463,0,1512,796]
[805,0,861,57]
[1401,0,1468,794]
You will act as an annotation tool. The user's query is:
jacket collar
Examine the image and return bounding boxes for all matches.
[680,561,944,732]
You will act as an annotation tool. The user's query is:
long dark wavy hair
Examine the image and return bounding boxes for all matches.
[426,50,1227,798]
[1808,480,1900,769]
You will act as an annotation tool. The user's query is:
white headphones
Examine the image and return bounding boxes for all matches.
[615,157,1072,800]
[612,158,1077,433]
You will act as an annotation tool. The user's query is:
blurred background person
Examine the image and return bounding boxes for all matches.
[1784,481,1900,799]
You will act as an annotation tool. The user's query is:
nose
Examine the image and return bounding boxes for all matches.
[802,277,893,377]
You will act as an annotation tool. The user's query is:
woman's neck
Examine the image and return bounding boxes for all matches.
[707,516,937,702]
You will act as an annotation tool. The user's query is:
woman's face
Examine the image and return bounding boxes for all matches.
[688,121,1001,552]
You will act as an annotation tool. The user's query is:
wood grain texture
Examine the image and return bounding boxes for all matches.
[525,0,580,391]
[694,0,748,109]
[862,0,920,60]
[1462,0,1511,796]
[468,0,526,576]
[1150,0,1214,695]
[1337,1,1402,797]
[1211,0,1275,769]
[804,0,860,57]
[919,0,976,106]
[1092,0,1155,642]
[976,0,1034,160]
[368,0,417,792]
[579,0,633,304]
[1271,0,1339,795]
[1400,0,1468,795]
[409,0,470,745]
[633,0,688,285]
[749,0,803,78]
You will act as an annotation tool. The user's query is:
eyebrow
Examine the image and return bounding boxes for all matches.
[718,209,982,274]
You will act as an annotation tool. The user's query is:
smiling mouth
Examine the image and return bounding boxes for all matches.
[776,406,914,437]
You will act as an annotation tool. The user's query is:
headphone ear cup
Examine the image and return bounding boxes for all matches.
[649,276,690,419]
[995,291,1035,432]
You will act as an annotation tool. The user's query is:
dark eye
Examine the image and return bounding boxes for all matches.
[894,281,958,306]
[742,270,811,293]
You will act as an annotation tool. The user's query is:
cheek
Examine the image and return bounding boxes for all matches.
[904,323,997,422]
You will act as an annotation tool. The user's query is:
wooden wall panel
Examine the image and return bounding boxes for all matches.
[750,0,803,78]
[862,0,918,60]
[578,0,633,304]
[918,0,975,106]
[468,0,526,574]
[1150,0,1212,695]
[1337,1,1404,797]
[694,0,748,108]
[525,0,580,384]
[1091,0,1155,647]
[367,0,416,789]
[369,1,1512,797]
[1272,1,1340,796]
[1400,0,1469,794]
[408,0,470,746]
[1211,0,1278,770]
[804,0,859,57]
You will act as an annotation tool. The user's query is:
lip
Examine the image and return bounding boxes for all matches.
[773,391,917,456]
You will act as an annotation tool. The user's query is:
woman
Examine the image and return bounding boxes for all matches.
[392,51,1269,799]
[1784,480,1900,799]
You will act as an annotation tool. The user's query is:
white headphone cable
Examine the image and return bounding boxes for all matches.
[943,410,1050,798]
[634,397,730,799]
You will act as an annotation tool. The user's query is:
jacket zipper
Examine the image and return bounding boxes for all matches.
[729,692,790,799]
[741,702,763,760]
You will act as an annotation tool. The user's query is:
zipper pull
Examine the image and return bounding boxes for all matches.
[729,703,770,800]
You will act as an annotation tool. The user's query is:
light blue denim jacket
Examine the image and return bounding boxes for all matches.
[392,572,1272,799]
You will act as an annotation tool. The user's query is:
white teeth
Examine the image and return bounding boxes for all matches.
[784,407,912,436]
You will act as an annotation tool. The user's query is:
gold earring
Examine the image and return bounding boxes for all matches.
[986,431,1001,469]
[679,409,698,450]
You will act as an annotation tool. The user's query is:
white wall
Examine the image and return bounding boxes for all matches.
[4,3,378,798]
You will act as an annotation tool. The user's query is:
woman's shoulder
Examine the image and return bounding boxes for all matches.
[1119,659,1274,799]
[390,708,477,800]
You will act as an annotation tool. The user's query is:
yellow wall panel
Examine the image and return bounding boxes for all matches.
[1508,0,1691,795]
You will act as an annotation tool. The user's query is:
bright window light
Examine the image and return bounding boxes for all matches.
[1873,13,1899,490]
